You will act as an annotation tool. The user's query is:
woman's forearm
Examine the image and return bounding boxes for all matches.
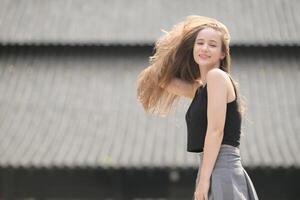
[198,130,224,182]
[160,78,200,99]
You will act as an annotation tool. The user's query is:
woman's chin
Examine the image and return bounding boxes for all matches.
[198,62,212,67]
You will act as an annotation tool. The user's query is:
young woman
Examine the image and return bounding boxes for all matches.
[136,15,259,200]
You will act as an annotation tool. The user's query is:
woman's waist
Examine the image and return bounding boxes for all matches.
[199,144,240,155]
[199,144,242,168]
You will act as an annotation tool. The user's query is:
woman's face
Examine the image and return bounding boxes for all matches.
[193,27,225,68]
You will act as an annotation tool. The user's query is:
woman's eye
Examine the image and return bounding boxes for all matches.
[210,44,217,47]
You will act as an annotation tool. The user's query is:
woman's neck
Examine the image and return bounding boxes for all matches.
[199,64,220,85]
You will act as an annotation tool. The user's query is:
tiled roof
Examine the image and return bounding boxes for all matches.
[0,0,299,46]
[0,46,299,170]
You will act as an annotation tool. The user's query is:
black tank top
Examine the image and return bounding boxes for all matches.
[185,76,241,152]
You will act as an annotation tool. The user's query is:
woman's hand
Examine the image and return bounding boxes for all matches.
[194,179,210,200]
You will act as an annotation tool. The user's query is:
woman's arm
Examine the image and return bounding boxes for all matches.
[198,69,228,183]
[161,78,202,99]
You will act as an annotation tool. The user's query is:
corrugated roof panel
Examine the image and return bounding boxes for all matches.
[0,0,299,46]
[0,47,299,169]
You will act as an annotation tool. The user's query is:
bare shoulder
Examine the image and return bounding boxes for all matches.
[207,68,228,86]
[207,68,236,102]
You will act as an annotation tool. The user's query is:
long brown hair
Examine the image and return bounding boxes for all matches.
[136,15,245,117]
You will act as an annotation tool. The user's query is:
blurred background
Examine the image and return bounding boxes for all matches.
[0,0,299,199]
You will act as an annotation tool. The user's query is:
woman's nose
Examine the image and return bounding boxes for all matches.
[200,44,209,52]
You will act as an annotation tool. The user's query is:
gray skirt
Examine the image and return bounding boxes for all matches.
[194,145,259,200]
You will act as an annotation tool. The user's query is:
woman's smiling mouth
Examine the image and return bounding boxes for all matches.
[199,54,210,59]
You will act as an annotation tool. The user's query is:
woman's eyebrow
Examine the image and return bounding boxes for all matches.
[196,38,218,43]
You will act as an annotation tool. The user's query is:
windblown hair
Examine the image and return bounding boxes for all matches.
[136,15,246,117]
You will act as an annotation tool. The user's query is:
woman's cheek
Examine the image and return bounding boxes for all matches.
[193,50,199,63]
